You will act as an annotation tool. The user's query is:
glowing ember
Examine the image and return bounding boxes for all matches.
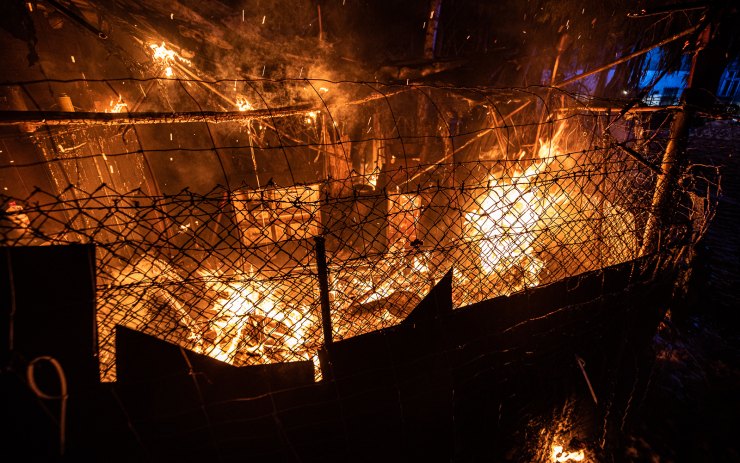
[552,444,586,462]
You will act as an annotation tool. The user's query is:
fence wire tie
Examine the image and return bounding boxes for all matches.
[575,353,598,405]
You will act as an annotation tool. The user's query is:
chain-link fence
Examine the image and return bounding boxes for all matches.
[0,79,717,381]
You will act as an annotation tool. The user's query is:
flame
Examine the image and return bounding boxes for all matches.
[148,41,191,77]
[304,110,319,124]
[236,96,253,111]
[366,168,379,188]
[197,270,318,376]
[107,96,128,113]
[150,42,177,62]
[552,445,586,462]
[329,250,435,339]
[466,126,567,293]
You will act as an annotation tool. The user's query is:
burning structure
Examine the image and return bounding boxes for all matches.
[0,1,735,462]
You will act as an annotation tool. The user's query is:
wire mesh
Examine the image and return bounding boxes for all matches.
[0,79,718,381]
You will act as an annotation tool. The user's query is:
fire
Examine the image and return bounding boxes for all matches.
[91,115,640,380]
[465,126,567,293]
[366,168,380,188]
[197,270,319,376]
[148,41,191,77]
[329,250,436,339]
[552,445,586,462]
[463,122,638,298]
[150,41,177,63]
[107,96,128,113]
[236,96,253,111]
[304,110,319,124]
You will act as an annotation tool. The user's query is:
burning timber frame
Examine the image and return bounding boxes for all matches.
[0,13,727,380]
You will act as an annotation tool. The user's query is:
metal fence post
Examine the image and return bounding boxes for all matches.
[314,236,333,379]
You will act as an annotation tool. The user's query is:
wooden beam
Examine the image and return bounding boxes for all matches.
[0,88,414,128]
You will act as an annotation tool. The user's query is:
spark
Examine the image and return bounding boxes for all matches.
[70,55,75,63]
[262,15,266,24]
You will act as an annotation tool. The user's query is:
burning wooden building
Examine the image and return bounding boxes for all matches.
[1,1,735,462]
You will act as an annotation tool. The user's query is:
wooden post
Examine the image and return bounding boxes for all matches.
[640,16,723,255]
[640,110,691,255]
